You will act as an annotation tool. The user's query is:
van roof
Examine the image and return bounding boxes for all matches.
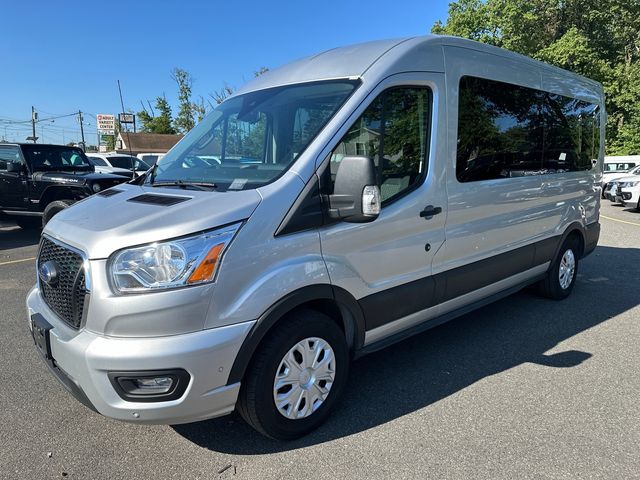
[234,35,602,96]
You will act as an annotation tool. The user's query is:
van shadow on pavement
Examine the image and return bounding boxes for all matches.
[0,224,41,252]
[173,244,639,453]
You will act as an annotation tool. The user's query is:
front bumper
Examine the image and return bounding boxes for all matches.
[27,286,254,425]
[619,188,639,208]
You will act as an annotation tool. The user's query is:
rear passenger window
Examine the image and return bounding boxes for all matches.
[543,95,600,172]
[457,76,600,182]
[456,77,544,182]
[331,87,431,203]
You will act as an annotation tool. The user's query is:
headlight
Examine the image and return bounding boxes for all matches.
[109,222,241,293]
[91,183,102,193]
[622,181,639,188]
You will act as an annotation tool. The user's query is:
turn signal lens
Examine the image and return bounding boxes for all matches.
[187,243,225,283]
[362,185,381,216]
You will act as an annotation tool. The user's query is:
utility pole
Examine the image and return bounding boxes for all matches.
[31,106,37,143]
[78,110,86,147]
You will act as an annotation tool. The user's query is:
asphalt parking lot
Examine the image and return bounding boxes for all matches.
[1,202,638,480]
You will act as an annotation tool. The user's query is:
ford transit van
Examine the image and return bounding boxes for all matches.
[27,35,604,440]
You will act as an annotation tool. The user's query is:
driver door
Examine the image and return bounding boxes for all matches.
[0,145,29,210]
[318,73,447,339]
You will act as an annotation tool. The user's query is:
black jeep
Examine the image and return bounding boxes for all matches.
[0,143,128,229]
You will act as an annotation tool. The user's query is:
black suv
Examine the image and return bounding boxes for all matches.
[0,143,128,229]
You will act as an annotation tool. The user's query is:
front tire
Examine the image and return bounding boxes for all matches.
[237,310,349,440]
[538,236,580,300]
[42,200,74,226]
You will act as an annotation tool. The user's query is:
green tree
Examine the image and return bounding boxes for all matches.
[211,84,235,105]
[137,95,177,134]
[172,68,196,133]
[210,67,269,105]
[432,0,640,154]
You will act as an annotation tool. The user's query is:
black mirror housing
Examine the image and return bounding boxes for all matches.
[328,156,381,223]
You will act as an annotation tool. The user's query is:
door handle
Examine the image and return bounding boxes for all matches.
[419,205,442,219]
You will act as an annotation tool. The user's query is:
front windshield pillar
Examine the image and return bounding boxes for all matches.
[221,116,228,162]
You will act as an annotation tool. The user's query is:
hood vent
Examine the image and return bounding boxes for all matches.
[97,188,123,197]
[127,194,191,206]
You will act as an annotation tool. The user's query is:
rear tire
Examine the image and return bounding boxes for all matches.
[42,200,74,226]
[15,217,42,230]
[237,310,349,440]
[537,236,580,300]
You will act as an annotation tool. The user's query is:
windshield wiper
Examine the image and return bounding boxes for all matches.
[151,180,218,191]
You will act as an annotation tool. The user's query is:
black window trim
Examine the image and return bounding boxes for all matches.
[455,74,600,184]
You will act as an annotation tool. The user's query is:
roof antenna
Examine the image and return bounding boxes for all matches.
[117,79,137,180]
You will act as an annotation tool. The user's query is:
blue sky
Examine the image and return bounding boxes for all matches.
[0,0,449,145]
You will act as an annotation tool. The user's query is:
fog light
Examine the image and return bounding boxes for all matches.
[130,377,173,394]
[108,369,190,402]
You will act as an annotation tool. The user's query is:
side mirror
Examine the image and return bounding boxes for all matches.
[328,156,381,223]
[6,162,22,174]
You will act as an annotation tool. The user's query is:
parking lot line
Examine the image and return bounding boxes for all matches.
[0,257,36,266]
[600,214,640,227]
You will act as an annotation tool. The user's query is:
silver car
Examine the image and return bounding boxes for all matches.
[27,35,604,440]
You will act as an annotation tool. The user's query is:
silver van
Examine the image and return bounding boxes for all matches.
[27,35,604,440]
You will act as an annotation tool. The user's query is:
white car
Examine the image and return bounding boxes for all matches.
[602,161,638,197]
[86,156,132,177]
[604,165,640,202]
[87,153,151,175]
[617,180,640,210]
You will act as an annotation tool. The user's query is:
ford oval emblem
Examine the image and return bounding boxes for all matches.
[39,261,59,286]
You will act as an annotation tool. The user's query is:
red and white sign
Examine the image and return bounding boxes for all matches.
[97,114,116,135]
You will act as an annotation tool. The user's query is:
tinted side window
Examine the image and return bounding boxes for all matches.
[457,77,544,182]
[457,76,600,182]
[0,146,22,171]
[331,87,431,203]
[543,95,600,172]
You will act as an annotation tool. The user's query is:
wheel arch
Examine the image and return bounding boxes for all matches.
[556,221,587,259]
[226,285,365,385]
[39,186,84,210]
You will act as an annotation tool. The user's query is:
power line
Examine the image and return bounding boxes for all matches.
[0,112,79,125]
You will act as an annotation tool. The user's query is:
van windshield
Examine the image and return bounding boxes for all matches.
[148,80,359,190]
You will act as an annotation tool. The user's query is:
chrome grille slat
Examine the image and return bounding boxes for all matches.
[38,237,88,329]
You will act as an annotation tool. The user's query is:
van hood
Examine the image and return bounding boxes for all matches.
[603,171,633,180]
[608,174,639,184]
[44,183,262,259]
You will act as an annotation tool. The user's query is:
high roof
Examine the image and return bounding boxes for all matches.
[234,37,420,95]
[233,35,601,96]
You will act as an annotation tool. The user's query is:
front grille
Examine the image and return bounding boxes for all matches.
[38,237,88,329]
